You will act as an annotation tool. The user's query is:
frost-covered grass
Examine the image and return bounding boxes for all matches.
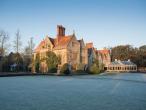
[0,73,146,110]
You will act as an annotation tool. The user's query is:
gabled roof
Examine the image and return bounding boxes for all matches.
[34,34,75,52]
[48,37,55,46]
[34,36,55,52]
[34,40,45,52]
[53,35,74,49]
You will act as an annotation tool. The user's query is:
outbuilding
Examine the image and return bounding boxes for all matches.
[107,59,137,72]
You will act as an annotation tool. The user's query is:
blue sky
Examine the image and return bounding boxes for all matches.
[0,0,146,50]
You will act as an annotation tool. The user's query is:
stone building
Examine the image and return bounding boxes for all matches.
[33,25,88,72]
[86,43,97,66]
[96,49,111,70]
[86,43,111,69]
[33,25,112,73]
[107,59,137,72]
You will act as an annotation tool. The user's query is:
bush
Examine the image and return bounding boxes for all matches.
[60,63,71,75]
[75,70,85,73]
[76,63,84,70]
[48,67,57,73]
[89,64,100,74]
[35,62,40,73]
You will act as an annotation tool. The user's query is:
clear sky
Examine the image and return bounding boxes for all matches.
[0,0,146,51]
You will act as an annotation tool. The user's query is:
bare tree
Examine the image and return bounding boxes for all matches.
[0,30,9,56]
[29,37,35,55]
[14,30,22,53]
[23,37,35,72]
[24,37,35,56]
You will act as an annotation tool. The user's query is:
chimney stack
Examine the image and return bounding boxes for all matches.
[57,25,65,36]
[128,59,130,62]
[115,59,118,61]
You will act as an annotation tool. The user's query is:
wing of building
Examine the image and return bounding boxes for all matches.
[85,43,111,69]
[96,49,111,69]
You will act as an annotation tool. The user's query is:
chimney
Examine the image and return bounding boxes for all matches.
[57,25,65,36]
[86,42,93,49]
[56,25,65,45]
[128,59,130,62]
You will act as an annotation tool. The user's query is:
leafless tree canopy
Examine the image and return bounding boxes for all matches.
[13,30,22,53]
[0,30,9,56]
[24,37,35,56]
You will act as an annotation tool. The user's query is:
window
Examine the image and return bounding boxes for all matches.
[42,46,45,48]
[72,42,76,47]
[47,44,50,48]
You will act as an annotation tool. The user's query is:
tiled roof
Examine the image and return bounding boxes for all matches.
[97,49,110,54]
[53,35,73,49]
[121,61,135,65]
[110,60,136,66]
[96,49,110,60]
[34,40,45,52]
[34,34,74,51]
[86,42,93,49]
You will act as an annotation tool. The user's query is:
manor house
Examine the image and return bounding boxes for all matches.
[33,25,111,73]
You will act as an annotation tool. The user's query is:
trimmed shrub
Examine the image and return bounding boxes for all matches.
[75,63,84,73]
[48,67,57,73]
[35,62,40,73]
[60,63,71,75]
[46,51,59,69]
[89,64,100,74]
[76,63,84,70]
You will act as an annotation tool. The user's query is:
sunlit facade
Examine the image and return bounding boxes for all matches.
[33,25,111,73]
[33,25,88,72]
